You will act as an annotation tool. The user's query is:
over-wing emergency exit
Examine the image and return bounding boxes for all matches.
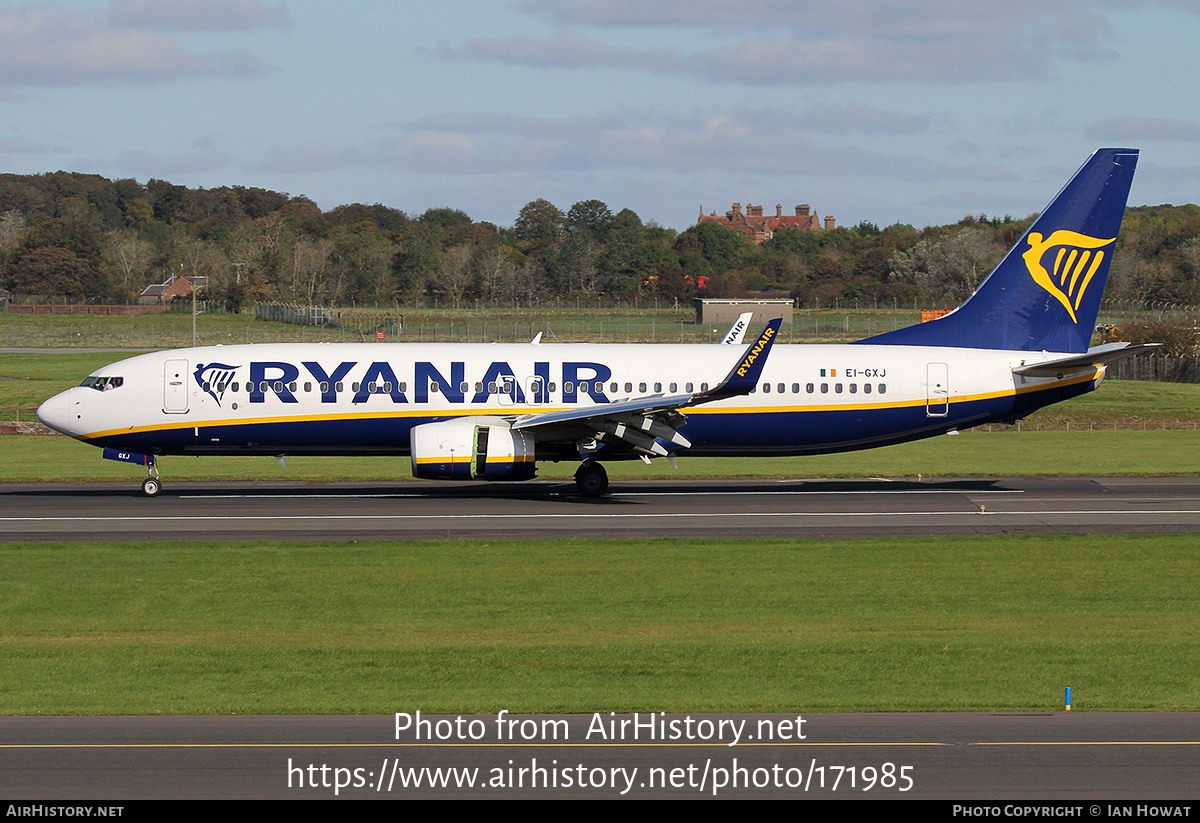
[38,149,1152,496]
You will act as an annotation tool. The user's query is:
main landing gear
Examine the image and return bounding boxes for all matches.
[574,461,609,498]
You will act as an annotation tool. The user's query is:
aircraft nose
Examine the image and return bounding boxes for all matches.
[36,390,74,436]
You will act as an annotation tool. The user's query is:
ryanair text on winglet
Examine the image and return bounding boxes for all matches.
[736,326,776,377]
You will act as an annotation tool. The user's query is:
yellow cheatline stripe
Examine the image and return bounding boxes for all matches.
[412,455,472,465]
[75,371,1101,442]
[77,407,546,441]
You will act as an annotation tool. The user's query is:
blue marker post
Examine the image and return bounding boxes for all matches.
[1065,687,1072,711]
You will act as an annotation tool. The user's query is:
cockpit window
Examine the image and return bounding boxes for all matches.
[80,376,123,391]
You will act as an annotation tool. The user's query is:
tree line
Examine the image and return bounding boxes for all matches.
[0,171,1197,310]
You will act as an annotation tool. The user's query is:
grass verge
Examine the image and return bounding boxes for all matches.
[1,535,1197,715]
[2,428,1199,483]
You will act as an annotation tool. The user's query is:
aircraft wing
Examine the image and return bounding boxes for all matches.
[1012,342,1161,377]
[511,319,783,457]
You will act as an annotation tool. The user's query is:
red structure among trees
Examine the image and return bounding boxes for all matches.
[698,203,835,244]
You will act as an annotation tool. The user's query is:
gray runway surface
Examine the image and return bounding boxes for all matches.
[3,476,1200,542]
[2,712,1199,800]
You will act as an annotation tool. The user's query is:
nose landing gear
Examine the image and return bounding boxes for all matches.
[141,457,161,497]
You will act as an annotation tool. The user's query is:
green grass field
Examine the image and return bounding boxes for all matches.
[3,429,1200,483]
[1,535,1197,715]
[0,302,923,350]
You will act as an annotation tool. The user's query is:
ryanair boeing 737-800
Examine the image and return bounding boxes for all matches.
[37,148,1151,497]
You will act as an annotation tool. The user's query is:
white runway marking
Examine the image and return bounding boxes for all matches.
[175,489,1027,500]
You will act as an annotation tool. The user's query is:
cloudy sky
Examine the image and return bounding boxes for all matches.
[0,0,1197,231]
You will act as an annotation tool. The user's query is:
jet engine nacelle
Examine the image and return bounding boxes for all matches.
[410,417,536,481]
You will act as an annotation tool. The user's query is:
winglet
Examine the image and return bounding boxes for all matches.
[704,318,782,401]
[720,312,754,345]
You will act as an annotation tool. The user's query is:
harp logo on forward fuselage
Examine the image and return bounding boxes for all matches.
[1022,230,1115,323]
[194,362,240,406]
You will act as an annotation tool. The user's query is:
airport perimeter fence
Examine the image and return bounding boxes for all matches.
[2,296,1198,362]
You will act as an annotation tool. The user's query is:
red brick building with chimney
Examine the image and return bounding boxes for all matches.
[698,203,835,244]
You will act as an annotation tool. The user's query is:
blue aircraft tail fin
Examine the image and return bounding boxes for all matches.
[858,148,1138,353]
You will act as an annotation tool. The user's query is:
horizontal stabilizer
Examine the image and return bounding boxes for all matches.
[1012,342,1161,377]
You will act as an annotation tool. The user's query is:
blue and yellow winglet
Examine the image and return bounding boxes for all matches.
[695,318,783,404]
[512,318,784,433]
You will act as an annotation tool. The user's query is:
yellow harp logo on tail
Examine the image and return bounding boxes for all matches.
[1022,230,1115,323]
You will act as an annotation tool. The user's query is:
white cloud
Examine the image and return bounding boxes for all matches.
[0,6,267,88]
[447,1,1122,85]
[1086,117,1200,142]
[0,136,56,153]
[113,146,233,176]
[109,0,293,32]
[256,143,363,173]
[350,107,1011,183]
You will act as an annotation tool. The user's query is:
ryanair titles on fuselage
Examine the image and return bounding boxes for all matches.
[195,358,620,407]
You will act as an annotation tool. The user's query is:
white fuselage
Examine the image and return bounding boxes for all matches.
[37,341,1100,459]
